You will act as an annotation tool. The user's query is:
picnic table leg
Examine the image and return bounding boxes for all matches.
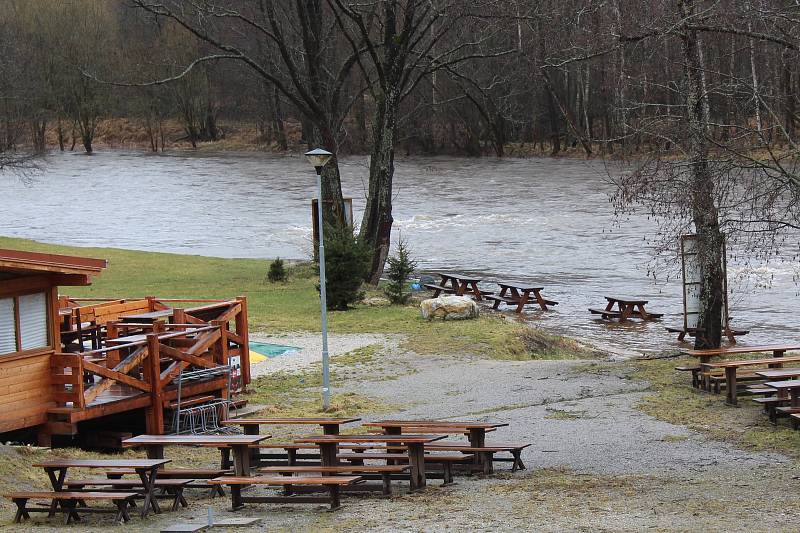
[700,357,711,391]
[232,444,251,477]
[146,443,165,460]
[531,289,548,311]
[328,485,341,511]
[618,304,633,323]
[769,350,787,368]
[242,424,260,465]
[725,367,738,406]
[468,282,483,301]
[512,289,528,313]
[468,428,492,474]
[493,287,508,309]
[321,424,340,435]
[230,484,244,511]
[136,465,162,517]
[318,443,338,467]
[407,443,427,491]
[12,498,30,523]
[46,467,67,517]
[635,304,650,320]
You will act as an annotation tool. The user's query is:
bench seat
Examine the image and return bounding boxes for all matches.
[209,475,361,510]
[106,468,228,497]
[4,491,137,524]
[66,478,192,511]
[258,465,410,495]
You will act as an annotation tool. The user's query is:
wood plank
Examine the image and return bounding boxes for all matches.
[84,346,149,405]
[83,360,151,393]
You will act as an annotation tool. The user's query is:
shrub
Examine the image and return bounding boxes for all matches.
[318,224,371,310]
[383,238,417,305]
[267,258,287,283]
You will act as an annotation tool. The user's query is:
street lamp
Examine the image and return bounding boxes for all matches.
[305,148,333,410]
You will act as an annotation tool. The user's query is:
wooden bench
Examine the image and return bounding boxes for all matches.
[589,308,621,319]
[106,468,228,497]
[66,478,191,511]
[675,365,702,388]
[337,453,474,484]
[258,465,410,496]
[666,326,749,343]
[427,443,531,472]
[423,283,456,295]
[4,491,137,524]
[208,476,361,511]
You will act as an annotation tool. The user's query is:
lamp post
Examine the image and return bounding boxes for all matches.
[305,148,334,410]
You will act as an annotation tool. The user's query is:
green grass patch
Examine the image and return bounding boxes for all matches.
[631,357,800,458]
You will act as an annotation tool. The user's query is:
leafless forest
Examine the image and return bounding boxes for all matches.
[2,1,800,348]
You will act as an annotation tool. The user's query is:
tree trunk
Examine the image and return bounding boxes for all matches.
[272,85,288,151]
[679,0,724,349]
[57,117,65,152]
[359,92,398,284]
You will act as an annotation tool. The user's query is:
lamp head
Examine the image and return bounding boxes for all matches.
[305,148,333,175]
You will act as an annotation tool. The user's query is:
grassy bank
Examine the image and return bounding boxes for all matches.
[631,357,800,459]
[0,236,588,360]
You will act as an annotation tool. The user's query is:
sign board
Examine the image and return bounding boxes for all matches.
[680,234,729,331]
[311,198,354,246]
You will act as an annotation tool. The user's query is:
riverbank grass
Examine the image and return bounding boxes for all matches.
[631,357,800,458]
[0,237,586,360]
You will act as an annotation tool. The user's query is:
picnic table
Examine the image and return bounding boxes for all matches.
[122,435,270,477]
[763,380,800,408]
[294,434,445,491]
[425,272,486,301]
[33,458,170,518]
[363,420,509,448]
[484,281,558,313]
[221,417,361,436]
[688,345,800,404]
[754,368,800,380]
[589,296,663,323]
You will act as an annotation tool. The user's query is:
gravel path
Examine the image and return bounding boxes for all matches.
[248,332,402,377]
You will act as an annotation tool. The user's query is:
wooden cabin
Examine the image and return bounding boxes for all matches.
[0,249,107,442]
[0,249,251,447]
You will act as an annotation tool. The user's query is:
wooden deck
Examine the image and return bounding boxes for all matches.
[47,297,250,437]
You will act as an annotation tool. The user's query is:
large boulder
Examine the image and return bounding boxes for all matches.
[420,295,479,321]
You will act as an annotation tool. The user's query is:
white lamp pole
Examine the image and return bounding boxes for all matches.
[305,148,334,411]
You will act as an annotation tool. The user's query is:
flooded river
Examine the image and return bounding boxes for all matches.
[4,150,798,354]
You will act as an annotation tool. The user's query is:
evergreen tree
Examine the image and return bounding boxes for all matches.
[383,238,417,305]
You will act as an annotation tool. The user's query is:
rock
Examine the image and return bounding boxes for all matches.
[420,295,479,321]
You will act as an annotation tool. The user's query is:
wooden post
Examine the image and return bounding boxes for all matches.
[235,296,250,388]
[146,296,156,312]
[173,309,186,331]
[211,320,229,400]
[145,334,164,435]
[106,321,119,367]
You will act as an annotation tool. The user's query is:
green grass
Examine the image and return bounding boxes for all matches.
[0,236,587,360]
[631,357,800,458]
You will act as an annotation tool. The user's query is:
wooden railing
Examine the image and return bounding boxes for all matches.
[51,322,234,433]
[58,296,250,387]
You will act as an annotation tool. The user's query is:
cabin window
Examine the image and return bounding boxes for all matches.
[0,292,50,355]
[0,298,14,355]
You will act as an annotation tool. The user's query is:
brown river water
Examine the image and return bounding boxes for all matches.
[4,150,798,355]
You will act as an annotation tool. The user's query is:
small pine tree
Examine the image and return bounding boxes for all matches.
[384,238,418,305]
[319,224,371,310]
[267,258,287,283]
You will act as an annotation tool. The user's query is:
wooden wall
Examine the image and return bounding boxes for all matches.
[0,351,54,432]
[0,276,57,433]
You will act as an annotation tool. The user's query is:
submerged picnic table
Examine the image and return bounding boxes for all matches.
[484,281,558,313]
[123,435,270,477]
[425,272,486,301]
[589,296,663,323]
[33,458,170,518]
[294,434,445,491]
